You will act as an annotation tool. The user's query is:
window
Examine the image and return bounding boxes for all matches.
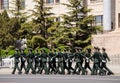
[95,15,103,26]
[55,17,60,22]
[55,0,60,3]
[1,0,9,9]
[90,0,103,3]
[119,14,120,28]
[21,0,25,10]
[45,0,60,4]
[46,0,54,4]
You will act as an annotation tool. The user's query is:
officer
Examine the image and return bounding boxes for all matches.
[101,48,114,75]
[10,49,21,74]
[20,49,26,74]
[26,49,36,74]
[84,48,92,74]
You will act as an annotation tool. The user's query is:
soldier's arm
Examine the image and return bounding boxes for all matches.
[105,53,110,61]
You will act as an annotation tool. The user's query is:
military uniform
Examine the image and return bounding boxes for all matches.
[91,47,103,75]
[39,50,48,74]
[10,50,21,74]
[67,51,74,74]
[63,51,69,74]
[74,49,86,75]
[55,50,64,74]
[48,50,56,74]
[101,48,114,75]
[26,50,36,74]
[84,49,92,73]
[20,50,26,73]
[34,50,40,71]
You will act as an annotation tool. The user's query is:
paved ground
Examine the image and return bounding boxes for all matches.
[0,64,120,75]
[0,74,120,83]
[0,64,120,83]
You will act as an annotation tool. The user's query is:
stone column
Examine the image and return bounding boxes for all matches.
[103,0,111,31]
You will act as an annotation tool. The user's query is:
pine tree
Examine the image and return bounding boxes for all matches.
[60,0,101,50]
[31,0,54,48]
[0,10,14,49]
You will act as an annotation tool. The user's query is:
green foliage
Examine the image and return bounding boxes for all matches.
[31,0,54,38]
[57,0,102,50]
[31,35,46,49]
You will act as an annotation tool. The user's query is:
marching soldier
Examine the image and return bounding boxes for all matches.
[48,49,56,74]
[20,50,26,74]
[63,49,69,74]
[67,49,74,74]
[101,48,114,75]
[39,49,48,74]
[10,49,21,74]
[34,49,40,71]
[91,47,103,75]
[55,49,64,74]
[73,48,86,75]
[26,49,36,74]
[84,48,92,74]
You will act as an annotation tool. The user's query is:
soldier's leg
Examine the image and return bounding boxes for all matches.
[26,63,30,74]
[91,63,96,75]
[12,63,17,74]
[103,63,114,75]
[73,63,78,74]
[60,63,64,74]
[30,63,36,74]
[43,63,48,74]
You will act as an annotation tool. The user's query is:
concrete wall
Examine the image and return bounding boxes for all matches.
[92,32,120,55]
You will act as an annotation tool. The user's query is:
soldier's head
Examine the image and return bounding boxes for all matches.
[15,49,19,53]
[28,48,32,53]
[20,49,24,53]
[94,47,98,52]
[35,49,39,53]
[102,47,106,52]
[78,47,82,52]
[97,47,100,52]
[87,48,91,53]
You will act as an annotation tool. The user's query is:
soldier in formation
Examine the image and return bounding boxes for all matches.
[10,47,114,75]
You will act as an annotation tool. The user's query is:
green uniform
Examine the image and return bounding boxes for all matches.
[26,51,36,74]
[84,51,92,74]
[20,51,26,73]
[39,51,48,74]
[101,51,114,75]
[67,52,74,74]
[34,52,40,71]
[55,52,64,74]
[48,51,56,74]
[91,51,103,75]
[10,51,21,74]
[74,51,86,75]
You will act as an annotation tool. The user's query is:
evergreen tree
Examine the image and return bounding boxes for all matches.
[0,10,14,49]
[59,0,101,49]
[31,0,54,48]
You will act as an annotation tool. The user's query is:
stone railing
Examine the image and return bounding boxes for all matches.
[0,58,14,68]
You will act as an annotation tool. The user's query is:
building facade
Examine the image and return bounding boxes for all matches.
[0,0,120,30]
